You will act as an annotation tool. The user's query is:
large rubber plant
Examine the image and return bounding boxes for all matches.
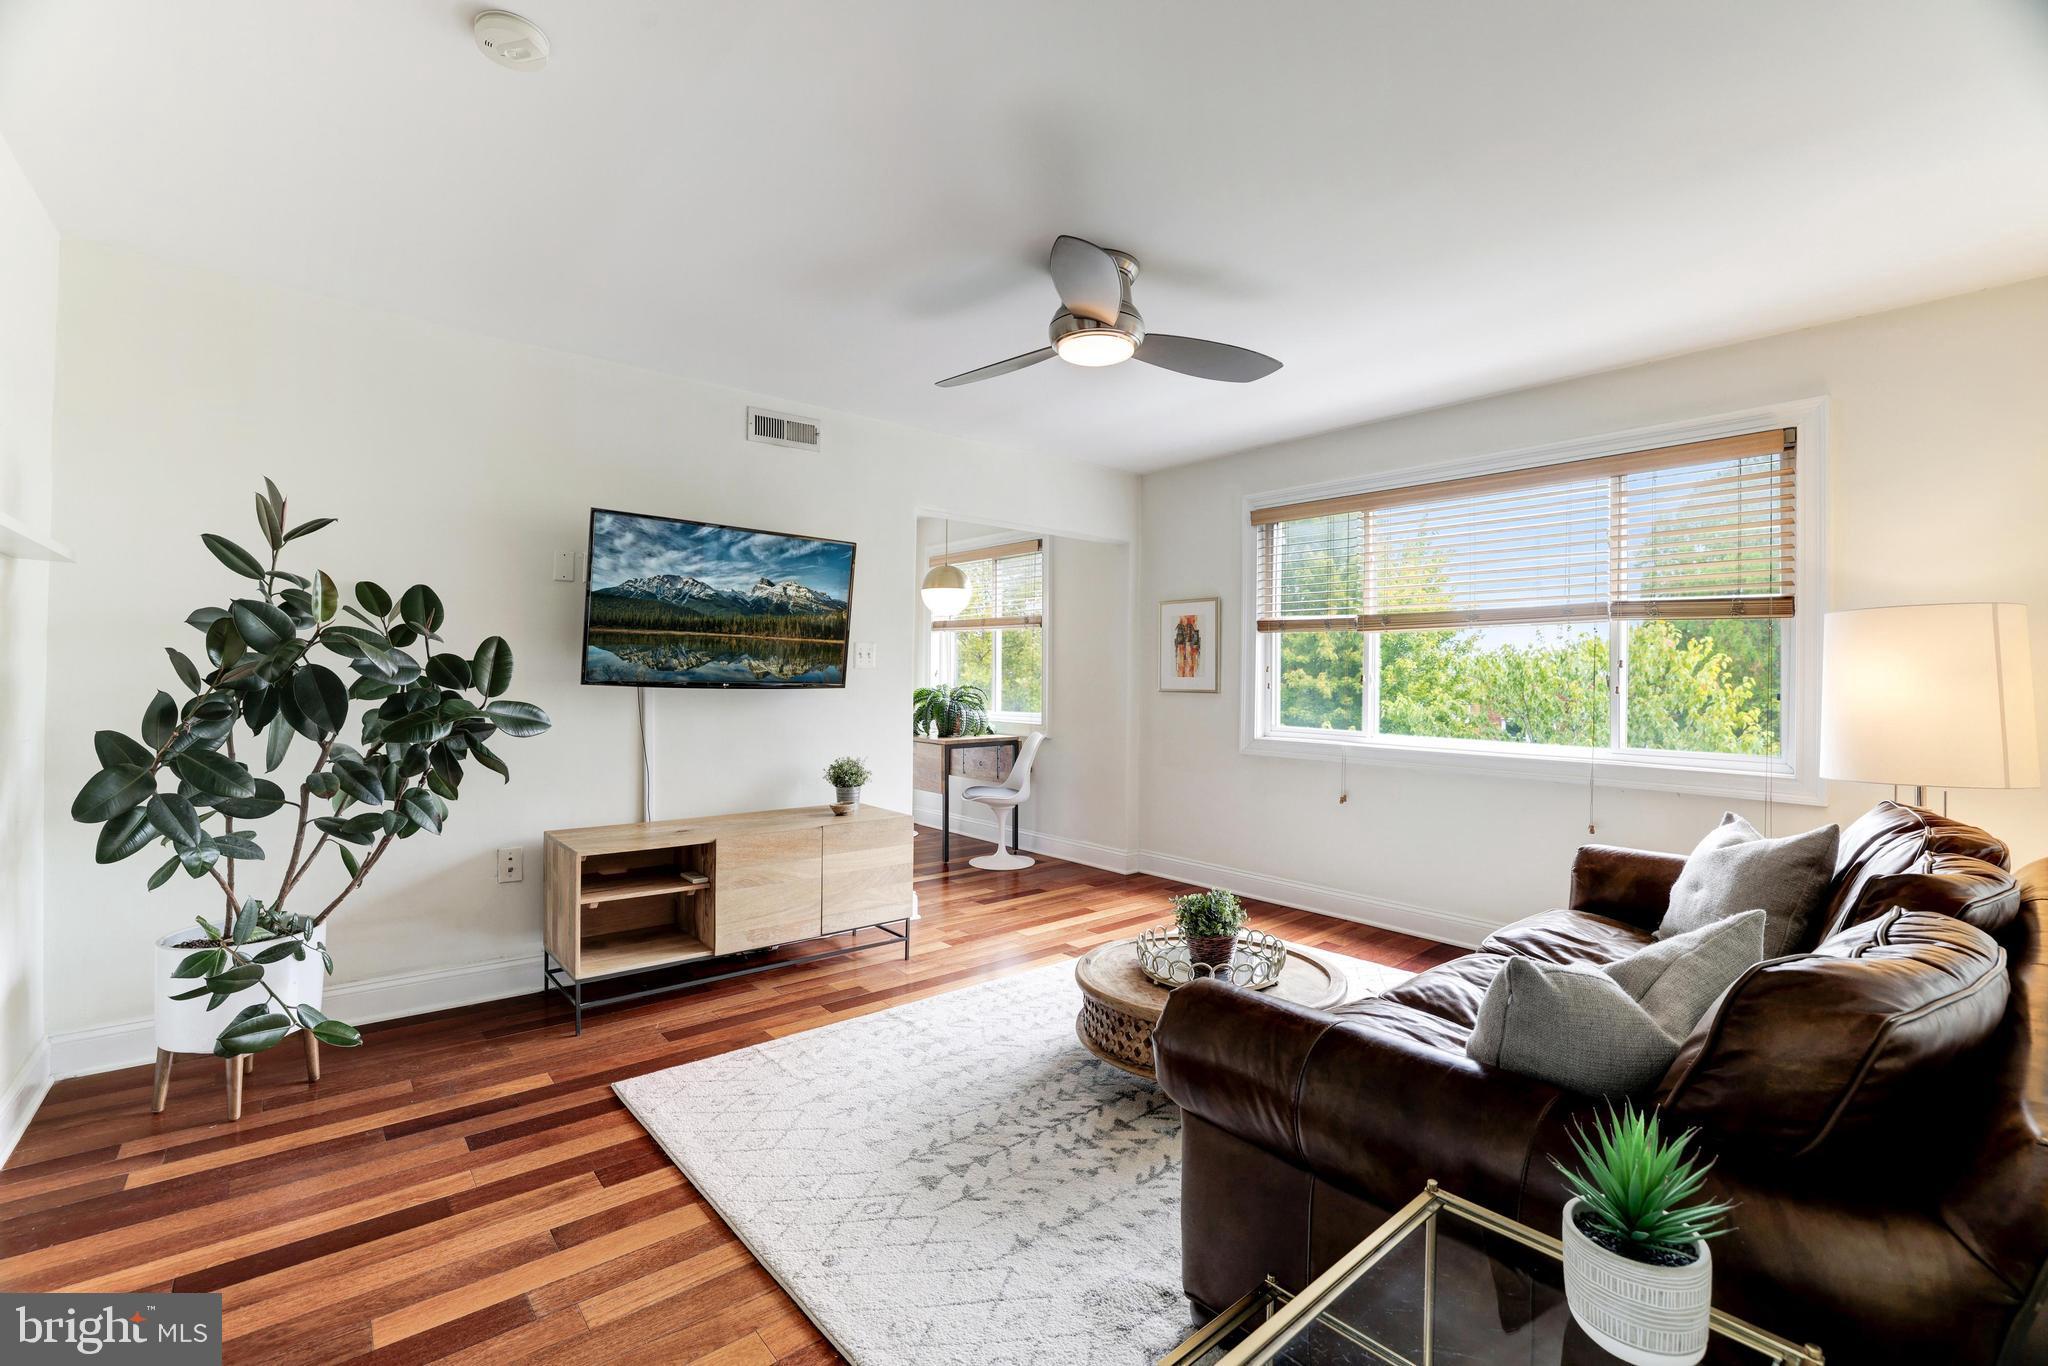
[69,480,552,1060]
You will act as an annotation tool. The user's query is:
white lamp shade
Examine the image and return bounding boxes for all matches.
[1819,603,2040,790]
[920,561,971,615]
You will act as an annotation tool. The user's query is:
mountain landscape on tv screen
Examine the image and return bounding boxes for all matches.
[583,513,854,687]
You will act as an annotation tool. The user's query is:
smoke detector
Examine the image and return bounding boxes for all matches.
[473,11,550,71]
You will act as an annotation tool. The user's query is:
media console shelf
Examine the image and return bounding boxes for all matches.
[541,804,915,1032]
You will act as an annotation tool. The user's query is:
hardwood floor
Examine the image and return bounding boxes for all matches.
[1,828,1460,1364]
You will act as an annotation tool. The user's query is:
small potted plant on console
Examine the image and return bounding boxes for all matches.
[824,755,871,815]
[1171,888,1246,973]
[1554,1103,1733,1366]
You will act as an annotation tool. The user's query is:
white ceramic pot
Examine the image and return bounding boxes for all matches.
[1560,1197,1713,1366]
[152,927,325,1056]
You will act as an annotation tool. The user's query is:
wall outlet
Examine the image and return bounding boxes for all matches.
[853,642,876,669]
[497,847,524,883]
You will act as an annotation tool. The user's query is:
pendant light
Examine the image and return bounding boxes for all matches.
[921,519,971,615]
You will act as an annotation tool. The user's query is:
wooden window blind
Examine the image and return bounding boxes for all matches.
[929,539,1045,631]
[1253,428,1795,633]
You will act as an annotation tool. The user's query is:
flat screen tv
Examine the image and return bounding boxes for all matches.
[581,508,856,688]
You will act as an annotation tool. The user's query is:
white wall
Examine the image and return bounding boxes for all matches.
[0,132,58,1142]
[1137,276,2048,945]
[912,520,1133,864]
[42,243,1137,1062]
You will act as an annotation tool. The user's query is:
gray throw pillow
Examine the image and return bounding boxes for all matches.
[1466,910,1765,1095]
[1656,813,1839,957]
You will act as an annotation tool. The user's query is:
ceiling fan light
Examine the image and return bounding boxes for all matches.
[1055,330,1137,367]
[921,562,971,614]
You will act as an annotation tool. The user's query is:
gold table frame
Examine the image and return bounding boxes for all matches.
[1160,1181,1826,1366]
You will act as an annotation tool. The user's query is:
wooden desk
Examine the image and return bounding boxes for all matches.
[912,734,1021,865]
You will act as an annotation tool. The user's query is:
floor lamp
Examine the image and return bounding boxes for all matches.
[1818,603,2040,810]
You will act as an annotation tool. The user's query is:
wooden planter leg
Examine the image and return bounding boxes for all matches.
[225,1056,244,1122]
[302,1030,321,1083]
[152,1050,174,1114]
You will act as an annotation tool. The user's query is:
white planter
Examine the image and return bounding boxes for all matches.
[152,927,325,1056]
[1560,1197,1713,1366]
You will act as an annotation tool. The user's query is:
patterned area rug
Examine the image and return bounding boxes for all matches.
[614,961,1192,1364]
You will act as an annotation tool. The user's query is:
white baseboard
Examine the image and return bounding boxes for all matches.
[1,1038,54,1168]
[39,842,1490,1088]
[911,794,1135,874]
[46,954,537,1081]
[1131,848,1495,950]
[910,793,1492,947]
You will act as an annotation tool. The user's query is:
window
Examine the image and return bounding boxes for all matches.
[1254,425,1803,782]
[930,539,1045,723]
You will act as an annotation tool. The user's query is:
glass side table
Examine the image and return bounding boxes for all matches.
[1161,1181,1825,1366]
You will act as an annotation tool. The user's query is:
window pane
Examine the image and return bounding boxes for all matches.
[1379,624,1610,746]
[952,629,993,698]
[998,628,1043,717]
[1624,618,1781,756]
[1279,630,1364,731]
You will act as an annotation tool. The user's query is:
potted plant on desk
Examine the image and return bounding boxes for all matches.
[824,755,870,815]
[1554,1103,1732,1366]
[911,683,989,738]
[1171,888,1246,972]
[67,480,552,1118]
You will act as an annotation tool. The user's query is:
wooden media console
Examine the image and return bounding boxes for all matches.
[541,804,915,1030]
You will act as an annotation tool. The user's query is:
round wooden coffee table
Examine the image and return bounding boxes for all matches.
[1073,938,1354,1079]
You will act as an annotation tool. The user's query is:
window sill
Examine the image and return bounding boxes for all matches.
[1243,731,1822,805]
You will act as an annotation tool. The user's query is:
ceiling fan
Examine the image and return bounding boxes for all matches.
[935,235,1282,388]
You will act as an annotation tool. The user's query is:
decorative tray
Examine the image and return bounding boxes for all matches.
[1134,926,1288,990]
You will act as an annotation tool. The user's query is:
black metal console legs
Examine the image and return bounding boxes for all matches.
[541,917,913,1035]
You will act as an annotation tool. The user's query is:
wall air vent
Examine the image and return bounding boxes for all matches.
[746,407,822,451]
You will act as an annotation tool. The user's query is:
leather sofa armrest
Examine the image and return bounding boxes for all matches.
[1155,979,1572,1213]
[1154,979,1333,1163]
[1295,1021,1571,1212]
[1570,844,1686,932]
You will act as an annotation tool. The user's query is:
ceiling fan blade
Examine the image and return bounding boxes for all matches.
[935,346,1057,388]
[1134,333,1282,383]
[1048,235,1123,325]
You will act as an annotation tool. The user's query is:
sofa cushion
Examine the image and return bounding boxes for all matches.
[1657,908,2010,1157]
[1658,812,1838,957]
[1466,911,1765,1095]
[1361,951,1508,1035]
[1482,909,1654,967]
[1822,801,2012,941]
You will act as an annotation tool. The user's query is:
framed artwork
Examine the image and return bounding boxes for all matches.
[1159,597,1220,693]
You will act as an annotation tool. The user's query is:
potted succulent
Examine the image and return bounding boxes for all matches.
[912,683,989,738]
[68,479,551,1115]
[1553,1104,1733,1366]
[1171,888,1246,972]
[823,755,871,815]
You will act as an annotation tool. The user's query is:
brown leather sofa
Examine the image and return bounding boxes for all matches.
[1153,803,2047,1364]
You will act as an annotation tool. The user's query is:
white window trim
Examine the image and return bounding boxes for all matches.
[925,533,1049,729]
[1238,399,1830,805]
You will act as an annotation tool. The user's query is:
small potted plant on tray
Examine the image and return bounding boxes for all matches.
[824,756,871,815]
[1554,1103,1733,1366]
[1171,888,1246,972]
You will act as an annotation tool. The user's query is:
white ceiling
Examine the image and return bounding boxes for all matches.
[5,2,2047,473]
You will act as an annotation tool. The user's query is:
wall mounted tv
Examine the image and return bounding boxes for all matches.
[581,508,856,689]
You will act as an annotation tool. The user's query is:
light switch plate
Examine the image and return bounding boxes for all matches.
[853,642,876,669]
[497,847,524,883]
[552,551,576,582]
